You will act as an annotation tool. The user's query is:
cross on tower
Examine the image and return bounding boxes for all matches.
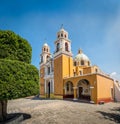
[61,24,64,29]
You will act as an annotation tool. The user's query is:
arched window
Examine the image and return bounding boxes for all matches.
[88,61,90,66]
[65,42,69,51]
[65,34,66,38]
[61,33,63,37]
[44,48,46,51]
[81,60,84,65]
[58,35,60,38]
[41,56,43,63]
[79,71,82,75]
[95,68,98,73]
[48,66,50,75]
[56,43,60,52]
[74,61,77,66]
[47,48,48,52]
[46,55,49,61]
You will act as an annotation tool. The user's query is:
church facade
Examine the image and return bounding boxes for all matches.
[39,28,114,104]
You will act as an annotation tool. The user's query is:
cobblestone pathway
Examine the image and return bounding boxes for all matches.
[7,97,120,124]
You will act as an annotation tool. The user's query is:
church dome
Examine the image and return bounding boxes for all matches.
[75,50,89,61]
[74,49,91,66]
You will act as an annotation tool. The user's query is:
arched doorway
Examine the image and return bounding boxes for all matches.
[64,81,74,98]
[77,79,90,100]
[48,82,50,98]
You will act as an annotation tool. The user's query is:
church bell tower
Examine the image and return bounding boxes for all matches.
[54,27,73,99]
[40,43,51,98]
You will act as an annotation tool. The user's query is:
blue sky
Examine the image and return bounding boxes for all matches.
[0,0,120,79]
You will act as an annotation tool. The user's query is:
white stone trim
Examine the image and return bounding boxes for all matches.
[90,86,94,89]
[73,98,78,100]
[90,101,95,103]
[54,51,73,59]
[73,87,78,89]
[44,73,54,79]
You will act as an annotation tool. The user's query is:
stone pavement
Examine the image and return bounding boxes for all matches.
[7,97,120,124]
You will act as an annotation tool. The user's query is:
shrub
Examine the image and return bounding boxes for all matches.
[0,59,39,100]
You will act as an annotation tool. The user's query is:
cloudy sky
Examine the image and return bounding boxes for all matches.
[0,0,120,79]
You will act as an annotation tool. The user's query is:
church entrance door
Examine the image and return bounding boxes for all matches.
[79,87,83,98]
[48,82,50,98]
[77,79,90,101]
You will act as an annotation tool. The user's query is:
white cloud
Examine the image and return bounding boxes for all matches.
[110,72,117,76]
[110,72,120,81]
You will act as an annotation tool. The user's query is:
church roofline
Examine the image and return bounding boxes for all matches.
[63,72,114,81]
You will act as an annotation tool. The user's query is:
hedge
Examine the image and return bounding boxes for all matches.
[0,59,39,100]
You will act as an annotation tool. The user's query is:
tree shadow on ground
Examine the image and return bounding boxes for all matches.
[25,95,41,100]
[25,95,55,100]
[0,113,31,124]
[97,107,120,123]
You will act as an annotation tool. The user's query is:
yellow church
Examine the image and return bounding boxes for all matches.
[39,27,114,104]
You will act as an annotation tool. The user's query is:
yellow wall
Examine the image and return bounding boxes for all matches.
[54,95,63,99]
[97,75,114,100]
[62,55,73,78]
[54,55,63,95]
[54,54,73,96]
[69,57,74,77]
[83,67,91,74]
[73,65,100,76]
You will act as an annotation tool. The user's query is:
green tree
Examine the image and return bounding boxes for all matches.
[0,30,39,122]
[0,30,32,63]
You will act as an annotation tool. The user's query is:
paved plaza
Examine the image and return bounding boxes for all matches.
[7,96,120,124]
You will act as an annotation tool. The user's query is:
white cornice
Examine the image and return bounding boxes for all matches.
[54,51,73,59]
[54,38,71,44]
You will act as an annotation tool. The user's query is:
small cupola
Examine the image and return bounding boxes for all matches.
[42,43,50,53]
[78,49,83,54]
[57,26,68,39]
[40,43,51,64]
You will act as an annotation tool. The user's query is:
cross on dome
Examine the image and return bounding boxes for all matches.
[78,49,83,54]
